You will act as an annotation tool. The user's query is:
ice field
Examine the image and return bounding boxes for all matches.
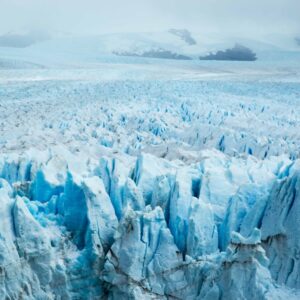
[1,32,300,299]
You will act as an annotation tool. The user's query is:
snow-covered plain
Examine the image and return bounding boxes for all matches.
[1,32,300,299]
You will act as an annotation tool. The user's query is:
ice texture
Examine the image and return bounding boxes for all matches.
[0,33,300,299]
[0,147,299,299]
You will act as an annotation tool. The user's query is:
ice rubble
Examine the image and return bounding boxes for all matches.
[0,146,299,299]
[1,79,300,161]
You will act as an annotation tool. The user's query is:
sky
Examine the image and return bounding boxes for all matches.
[0,0,299,37]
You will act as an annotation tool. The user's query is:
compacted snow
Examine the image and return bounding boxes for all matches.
[1,33,300,299]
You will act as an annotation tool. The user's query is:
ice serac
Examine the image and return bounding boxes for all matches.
[97,156,135,220]
[0,148,300,299]
[82,176,118,252]
[63,172,88,249]
[30,155,66,203]
[186,197,218,257]
[0,181,22,299]
[198,230,282,300]
[63,174,118,252]
[219,183,270,251]
[261,164,300,289]
[0,183,68,299]
[102,206,186,299]
[133,153,175,205]
[123,177,145,211]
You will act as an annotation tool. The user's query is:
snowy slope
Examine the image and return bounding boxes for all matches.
[0,32,300,299]
[1,30,299,66]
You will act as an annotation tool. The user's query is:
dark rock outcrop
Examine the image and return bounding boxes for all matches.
[200,44,257,61]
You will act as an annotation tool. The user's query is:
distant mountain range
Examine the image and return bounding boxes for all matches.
[200,44,257,61]
[0,31,51,47]
[0,29,298,65]
[113,48,192,60]
[168,29,197,45]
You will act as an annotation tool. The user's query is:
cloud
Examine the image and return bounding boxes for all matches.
[0,0,299,37]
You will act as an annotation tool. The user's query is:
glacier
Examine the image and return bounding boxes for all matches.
[1,148,300,299]
[0,32,300,299]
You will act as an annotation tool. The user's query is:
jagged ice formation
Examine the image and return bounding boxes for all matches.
[1,35,300,299]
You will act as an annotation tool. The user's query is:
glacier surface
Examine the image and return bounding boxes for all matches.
[0,32,300,299]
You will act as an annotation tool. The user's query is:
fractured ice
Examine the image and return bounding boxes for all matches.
[0,33,300,299]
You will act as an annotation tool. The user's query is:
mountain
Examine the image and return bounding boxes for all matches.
[0,30,50,47]
[168,28,197,45]
[200,43,257,61]
[113,48,192,60]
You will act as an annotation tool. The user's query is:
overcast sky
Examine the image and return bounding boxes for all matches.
[0,0,299,37]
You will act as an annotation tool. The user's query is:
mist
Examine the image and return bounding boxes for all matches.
[0,0,299,38]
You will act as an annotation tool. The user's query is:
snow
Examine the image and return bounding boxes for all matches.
[0,32,300,299]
